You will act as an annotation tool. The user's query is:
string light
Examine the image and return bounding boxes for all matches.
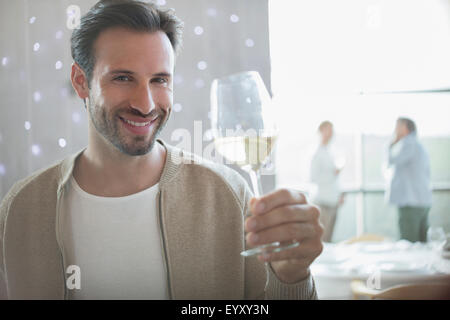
[173,103,182,112]
[58,138,67,148]
[194,26,204,35]
[72,112,81,123]
[60,87,69,97]
[206,8,217,17]
[230,14,239,23]
[31,144,41,156]
[197,61,207,70]
[33,91,42,102]
[174,74,184,85]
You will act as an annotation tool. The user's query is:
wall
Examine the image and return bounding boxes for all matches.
[0,0,274,199]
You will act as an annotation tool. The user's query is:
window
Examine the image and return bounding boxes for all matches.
[269,0,450,241]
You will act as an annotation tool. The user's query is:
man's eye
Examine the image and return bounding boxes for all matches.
[152,78,168,85]
[114,75,131,82]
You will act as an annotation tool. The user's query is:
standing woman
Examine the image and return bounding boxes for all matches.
[310,121,343,242]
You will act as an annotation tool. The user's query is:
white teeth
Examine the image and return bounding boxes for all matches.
[123,118,152,127]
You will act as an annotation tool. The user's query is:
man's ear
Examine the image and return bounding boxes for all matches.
[71,62,89,105]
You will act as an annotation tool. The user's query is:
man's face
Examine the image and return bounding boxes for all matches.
[325,125,333,140]
[395,121,409,139]
[321,124,333,143]
[87,28,174,156]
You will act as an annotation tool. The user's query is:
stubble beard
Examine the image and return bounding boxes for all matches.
[89,101,169,156]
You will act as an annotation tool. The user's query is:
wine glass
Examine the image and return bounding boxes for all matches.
[427,226,446,251]
[210,71,300,257]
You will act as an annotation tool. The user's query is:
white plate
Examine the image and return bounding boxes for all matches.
[315,252,350,264]
[359,243,394,253]
[377,261,424,272]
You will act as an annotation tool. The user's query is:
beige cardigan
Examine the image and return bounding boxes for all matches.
[0,140,316,299]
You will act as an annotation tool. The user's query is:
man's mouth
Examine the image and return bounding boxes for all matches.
[119,115,158,125]
[118,115,159,134]
[120,117,153,127]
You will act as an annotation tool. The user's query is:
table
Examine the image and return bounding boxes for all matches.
[310,240,450,299]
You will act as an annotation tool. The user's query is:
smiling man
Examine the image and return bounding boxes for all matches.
[72,28,173,198]
[0,0,322,300]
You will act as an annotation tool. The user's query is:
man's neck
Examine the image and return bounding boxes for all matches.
[73,140,166,197]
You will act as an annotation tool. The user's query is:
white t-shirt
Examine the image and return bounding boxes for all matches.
[60,175,168,300]
[309,145,341,206]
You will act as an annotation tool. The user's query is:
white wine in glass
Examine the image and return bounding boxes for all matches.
[210,71,299,257]
[214,135,277,172]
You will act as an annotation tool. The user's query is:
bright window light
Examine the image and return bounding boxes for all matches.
[269,0,450,239]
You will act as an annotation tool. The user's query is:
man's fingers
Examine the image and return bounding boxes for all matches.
[246,222,316,247]
[258,238,323,263]
[245,204,319,233]
[249,189,307,216]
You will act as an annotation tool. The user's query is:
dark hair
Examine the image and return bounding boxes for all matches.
[71,0,183,89]
[397,117,417,134]
[318,120,333,132]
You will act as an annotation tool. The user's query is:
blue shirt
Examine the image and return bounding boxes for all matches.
[385,133,432,207]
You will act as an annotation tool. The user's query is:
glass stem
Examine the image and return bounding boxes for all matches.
[248,169,263,198]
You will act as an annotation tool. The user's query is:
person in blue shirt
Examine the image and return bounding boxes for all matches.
[385,117,432,242]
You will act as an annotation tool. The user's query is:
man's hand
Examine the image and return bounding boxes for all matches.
[245,189,323,284]
[390,133,402,147]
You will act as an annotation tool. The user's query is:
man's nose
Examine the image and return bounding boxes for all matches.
[130,85,156,115]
